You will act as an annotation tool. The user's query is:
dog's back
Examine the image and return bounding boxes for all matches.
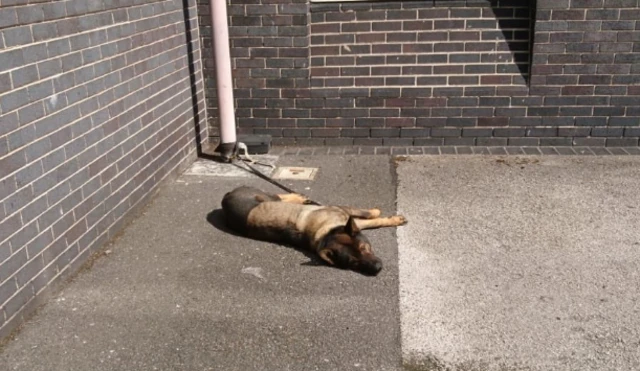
[221,186,278,232]
[221,186,313,246]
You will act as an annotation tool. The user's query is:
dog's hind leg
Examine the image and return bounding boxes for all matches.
[338,207,381,219]
[277,193,310,204]
[354,215,407,230]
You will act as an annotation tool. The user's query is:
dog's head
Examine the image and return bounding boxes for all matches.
[318,217,383,276]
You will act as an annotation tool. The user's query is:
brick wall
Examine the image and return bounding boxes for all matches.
[0,0,207,339]
[310,1,531,88]
[199,0,639,147]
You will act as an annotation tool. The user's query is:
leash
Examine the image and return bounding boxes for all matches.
[227,143,323,206]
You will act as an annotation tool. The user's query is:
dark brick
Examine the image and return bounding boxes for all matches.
[559,127,591,137]
[576,117,609,126]
[574,138,607,146]
[527,128,558,137]
[625,128,640,137]
[479,138,511,149]
[311,128,340,137]
[607,138,639,147]
[495,128,527,137]
[325,138,353,146]
[400,128,430,138]
[543,117,576,126]
[447,118,477,127]
[371,128,399,138]
[353,138,382,146]
[609,117,640,126]
[0,276,19,315]
[443,138,474,146]
[539,137,572,146]
[592,127,624,137]
[381,138,411,147]
[509,138,540,146]
[3,25,33,48]
[463,128,493,137]
[431,128,461,137]
[478,117,509,127]
[416,118,447,127]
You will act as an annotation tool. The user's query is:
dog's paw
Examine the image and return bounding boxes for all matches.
[283,193,309,204]
[300,196,316,205]
[391,215,408,226]
[369,208,381,218]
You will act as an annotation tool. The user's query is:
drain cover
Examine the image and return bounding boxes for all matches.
[272,166,318,180]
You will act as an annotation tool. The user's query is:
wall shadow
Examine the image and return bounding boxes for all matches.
[490,0,537,84]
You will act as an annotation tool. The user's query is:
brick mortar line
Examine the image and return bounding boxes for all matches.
[309,48,531,54]
[0,15,189,98]
[271,146,640,156]
[0,40,200,163]
[0,101,203,299]
[311,51,529,55]
[311,16,531,20]
[309,80,528,85]
[310,76,528,81]
[0,0,176,51]
[0,137,198,331]
[0,82,205,249]
[309,27,533,31]
[310,62,530,66]
[309,27,532,32]
[296,96,626,102]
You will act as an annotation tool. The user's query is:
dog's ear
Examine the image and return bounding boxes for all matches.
[345,216,360,237]
[318,249,334,266]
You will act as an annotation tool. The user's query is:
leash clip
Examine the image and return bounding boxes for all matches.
[235,142,275,169]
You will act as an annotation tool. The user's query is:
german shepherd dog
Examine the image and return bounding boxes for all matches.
[221,186,407,276]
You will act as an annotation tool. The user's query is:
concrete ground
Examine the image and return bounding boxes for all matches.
[1,152,640,371]
[397,155,640,371]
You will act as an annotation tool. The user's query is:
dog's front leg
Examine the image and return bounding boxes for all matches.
[338,207,381,219]
[354,215,407,230]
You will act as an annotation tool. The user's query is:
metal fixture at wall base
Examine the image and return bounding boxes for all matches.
[214,142,237,162]
[213,134,272,163]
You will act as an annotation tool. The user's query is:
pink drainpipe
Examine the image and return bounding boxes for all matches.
[210,0,237,157]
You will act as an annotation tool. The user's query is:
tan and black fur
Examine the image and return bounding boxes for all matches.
[221,186,407,276]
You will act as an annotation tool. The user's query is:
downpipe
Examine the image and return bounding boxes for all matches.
[210,0,237,162]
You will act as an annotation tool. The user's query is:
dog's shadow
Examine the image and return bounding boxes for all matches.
[206,209,326,268]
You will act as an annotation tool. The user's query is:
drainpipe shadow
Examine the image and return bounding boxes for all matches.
[181,0,207,158]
